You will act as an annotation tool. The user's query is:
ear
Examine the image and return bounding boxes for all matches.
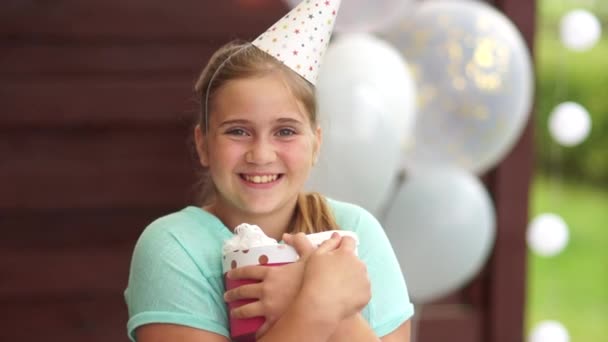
[312,125,322,165]
[194,124,209,167]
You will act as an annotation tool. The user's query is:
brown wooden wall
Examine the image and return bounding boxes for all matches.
[0,1,535,341]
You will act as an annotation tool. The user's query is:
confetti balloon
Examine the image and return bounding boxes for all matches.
[560,9,602,51]
[282,0,414,33]
[548,102,592,147]
[381,0,534,174]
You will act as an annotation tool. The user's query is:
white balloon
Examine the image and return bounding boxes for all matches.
[527,213,570,257]
[548,102,592,147]
[308,33,416,214]
[382,166,496,303]
[529,321,570,342]
[282,0,414,33]
[381,0,534,174]
[560,9,602,51]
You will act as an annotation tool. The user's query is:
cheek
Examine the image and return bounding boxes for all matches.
[208,141,244,167]
[279,140,315,167]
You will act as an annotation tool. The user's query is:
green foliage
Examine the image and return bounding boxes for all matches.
[535,1,608,185]
[526,176,608,340]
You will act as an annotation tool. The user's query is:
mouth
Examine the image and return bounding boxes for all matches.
[240,174,283,184]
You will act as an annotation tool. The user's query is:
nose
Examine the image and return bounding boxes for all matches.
[245,137,277,165]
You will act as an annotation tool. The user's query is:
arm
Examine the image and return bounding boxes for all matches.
[381,320,411,342]
[226,233,372,340]
[328,315,410,342]
[136,324,230,342]
[329,314,380,342]
[308,201,416,341]
[256,291,341,342]
[257,235,371,342]
[125,220,231,341]
[347,206,415,339]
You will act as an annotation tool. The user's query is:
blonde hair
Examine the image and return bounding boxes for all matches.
[193,40,338,234]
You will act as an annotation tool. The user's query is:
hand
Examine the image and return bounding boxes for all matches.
[299,234,371,323]
[223,233,319,337]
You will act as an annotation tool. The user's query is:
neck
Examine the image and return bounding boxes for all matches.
[206,198,297,241]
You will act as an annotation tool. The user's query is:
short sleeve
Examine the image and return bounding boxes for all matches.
[352,207,415,337]
[124,221,229,341]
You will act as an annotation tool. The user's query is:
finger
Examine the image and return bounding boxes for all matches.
[224,283,263,302]
[315,233,342,254]
[289,232,315,258]
[231,301,264,319]
[227,265,268,280]
[338,236,357,253]
[282,233,293,245]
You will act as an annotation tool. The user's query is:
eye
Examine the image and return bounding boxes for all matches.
[277,128,296,137]
[226,128,249,136]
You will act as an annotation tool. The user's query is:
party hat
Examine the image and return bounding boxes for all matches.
[252,0,342,85]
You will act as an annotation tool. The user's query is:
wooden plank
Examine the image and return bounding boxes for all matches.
[0,244,132,297]
[0,79,196,126]
[417,304,482,342]
[485,0,535,341]
[0,127,197,210]
[0,295,129,342]
[0,208,164,248]
[495,0,537,49]
[0,0,287,41]
[0,42,217,77]
[485,111,533,342]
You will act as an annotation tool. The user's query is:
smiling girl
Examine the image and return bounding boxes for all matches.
[125,2,414,341]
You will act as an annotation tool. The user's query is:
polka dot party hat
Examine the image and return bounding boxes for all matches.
[252,0,342,85]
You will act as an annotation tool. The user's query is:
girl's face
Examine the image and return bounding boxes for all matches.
[196,72,321,220]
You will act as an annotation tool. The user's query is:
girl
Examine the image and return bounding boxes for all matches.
[125,3,414,341]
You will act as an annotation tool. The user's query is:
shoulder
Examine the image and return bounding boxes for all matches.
[138,206,228,244]
[325,198,381,232]
[131,207,231,276]
[325,197,393,262]
[141,206,219,235]
[125,207,233,340]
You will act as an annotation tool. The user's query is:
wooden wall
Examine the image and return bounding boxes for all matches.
[0,0,534,341]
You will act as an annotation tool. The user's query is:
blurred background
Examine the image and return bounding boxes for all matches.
[527,0,608,341]
[1,0,605,341]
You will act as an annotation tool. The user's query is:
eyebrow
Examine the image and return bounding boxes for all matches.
[218,117,305,128]
[218,119,250,128]
[276,117,305,125]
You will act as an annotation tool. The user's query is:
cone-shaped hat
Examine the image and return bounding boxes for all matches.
[252,0,342,85]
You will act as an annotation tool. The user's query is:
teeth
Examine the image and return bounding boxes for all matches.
[245,175,278,184]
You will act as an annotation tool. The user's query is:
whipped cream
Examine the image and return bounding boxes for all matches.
[222,223,278,254]
[223,224,360,255]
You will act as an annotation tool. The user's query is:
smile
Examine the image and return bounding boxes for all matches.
[240,174,282,184]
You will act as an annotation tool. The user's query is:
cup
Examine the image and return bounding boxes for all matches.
[221,230,359,341]
[222,244,299,341]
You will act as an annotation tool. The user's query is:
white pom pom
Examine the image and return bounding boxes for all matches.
[548,102,591,147]
[560,9,602,51]
[529,320,570,342]
[527,213,570,257]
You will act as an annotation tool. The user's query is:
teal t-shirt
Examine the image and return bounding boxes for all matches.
[124,198,414,341]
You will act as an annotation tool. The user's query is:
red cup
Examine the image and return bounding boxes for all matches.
[224,262,291,341]
[223,245,299,341]
[222,231,358,340]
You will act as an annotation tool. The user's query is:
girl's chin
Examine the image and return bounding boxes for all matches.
[238,196,295,215]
